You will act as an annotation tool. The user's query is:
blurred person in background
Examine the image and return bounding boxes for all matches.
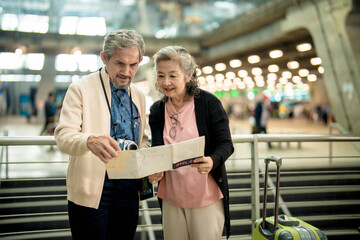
[55,29,149,240]
[253,94,272,148]
[40,92,56,135]
[148,45,234,240]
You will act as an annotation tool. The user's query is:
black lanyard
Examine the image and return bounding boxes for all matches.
[98,68,136,142]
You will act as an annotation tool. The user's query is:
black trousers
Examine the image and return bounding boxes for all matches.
[68,175,140,240]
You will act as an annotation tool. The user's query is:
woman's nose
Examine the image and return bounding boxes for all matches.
[162,77,171,85]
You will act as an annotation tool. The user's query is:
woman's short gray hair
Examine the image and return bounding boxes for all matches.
[103,29,145,60]
[153,45,199,97]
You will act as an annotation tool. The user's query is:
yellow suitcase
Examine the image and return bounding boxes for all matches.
[252,156,327,240]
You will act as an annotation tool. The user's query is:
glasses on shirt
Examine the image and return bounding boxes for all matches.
[169,113,178,140]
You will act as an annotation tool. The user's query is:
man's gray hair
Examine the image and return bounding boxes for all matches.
[103,29,145,60]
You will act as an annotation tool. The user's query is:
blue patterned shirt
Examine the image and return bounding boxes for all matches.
[109,81,140,145]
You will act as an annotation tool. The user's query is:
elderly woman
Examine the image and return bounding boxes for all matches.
[148,46,234,240]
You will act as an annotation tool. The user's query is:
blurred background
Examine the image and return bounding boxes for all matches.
[1,1,360,239]
[0,0,359,136]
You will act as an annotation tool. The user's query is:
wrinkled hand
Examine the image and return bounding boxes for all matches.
[148,172,164,184]
[86,135,120,163]
[191,156,213,174]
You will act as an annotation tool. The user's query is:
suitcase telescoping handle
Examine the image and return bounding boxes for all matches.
[262,155,282,231]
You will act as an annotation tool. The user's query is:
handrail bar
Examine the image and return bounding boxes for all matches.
[329,123,360,164]
[232,134,360,142]
[0,129,8,186]
[1,134,360,237]
[1,134,360,145]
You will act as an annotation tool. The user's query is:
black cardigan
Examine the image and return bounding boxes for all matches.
[149,89,234,238]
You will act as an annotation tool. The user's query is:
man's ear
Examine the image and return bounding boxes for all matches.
[100,51,108,65]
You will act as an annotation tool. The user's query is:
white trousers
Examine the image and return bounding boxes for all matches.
[162,199,225,240]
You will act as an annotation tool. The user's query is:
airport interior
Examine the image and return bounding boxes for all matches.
[0,0,360,239]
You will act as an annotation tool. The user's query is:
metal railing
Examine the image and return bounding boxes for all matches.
[230,133,360,225]
[329,123,360,163]
[1,133,360,239]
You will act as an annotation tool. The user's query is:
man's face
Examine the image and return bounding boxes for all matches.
[101,47,142,89]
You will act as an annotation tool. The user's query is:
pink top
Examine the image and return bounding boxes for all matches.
[157,97,223,208]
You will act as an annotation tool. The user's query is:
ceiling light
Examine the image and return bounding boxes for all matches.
[196,68,202,76]
[318,66,324,74]
[310,57,322,65]
[202,66,213,74]
[276,83,283,89]
[248,55,260,64]
[292,76,302,84]
[15,48,23,55]
[303,83,310,91]
[224,79,232,87]
[285,82,294,89]
[243,76,253,84]
[198,76,206,85]
[254,75,264,82]
[247,91,255,100]
[246,81,255,88]
[225,71,236,79]
[282,71,292,79]
[216,81,223,89]
[73,49,82,56]
[296,43,312,52]
[238,69,248,78]
[269,49,283,59]
[215,63,226,71]
[287,61,299,69]
[237,81,246,89]
[251,67,262,76]
[267,78,276,85]
[233,78,241,84]
[267,73,277,81]
[206,75,215,84]
[299,69,309,77]
[229,59,242,68]
[215,73,225,82]
[256,80,265,87]
[279,77,288,85]
[307,74,317,82]
[268,64,279,73]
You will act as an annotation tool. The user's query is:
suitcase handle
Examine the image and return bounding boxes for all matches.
[278,214,300,226]
[264,155,282,166]
[262,155,282,231]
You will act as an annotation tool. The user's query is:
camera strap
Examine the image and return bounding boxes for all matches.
[98,68,136,148]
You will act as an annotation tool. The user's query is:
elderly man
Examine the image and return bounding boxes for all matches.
[55,29,149,240]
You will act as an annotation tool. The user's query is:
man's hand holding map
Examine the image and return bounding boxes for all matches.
[106,136,205,179]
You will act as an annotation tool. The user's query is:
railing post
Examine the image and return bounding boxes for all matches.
[5,145,9,179]
[140,200,155,240]
[329,124,333,164]
[251,134,260,232]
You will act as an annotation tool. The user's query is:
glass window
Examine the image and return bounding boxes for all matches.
[1,14,18,31]
[77,17,106,36]
[25,53,45,70]
[56,54,101,72]
[0,74,41,82]
[59,16,79,35]
[18,14,49,33]
[0,52,25,69]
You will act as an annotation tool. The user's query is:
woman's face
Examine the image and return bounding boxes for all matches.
[156,60,191,101]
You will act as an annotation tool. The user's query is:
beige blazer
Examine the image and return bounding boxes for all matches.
[55,67,148,209]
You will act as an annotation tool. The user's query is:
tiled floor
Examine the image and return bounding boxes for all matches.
[1,116,359,179]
